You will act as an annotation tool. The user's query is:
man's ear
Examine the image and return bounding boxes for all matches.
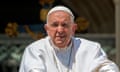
[72,23,77,35]
[73,23,77,32]
[44,24,48,31]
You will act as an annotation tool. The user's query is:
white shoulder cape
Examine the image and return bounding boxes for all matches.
[19,36,119,72]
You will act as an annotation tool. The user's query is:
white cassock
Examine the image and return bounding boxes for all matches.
[19,36,119,72]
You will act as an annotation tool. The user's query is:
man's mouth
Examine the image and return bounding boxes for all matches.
[56,36,65,38]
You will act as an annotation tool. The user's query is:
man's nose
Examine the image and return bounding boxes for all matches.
[57,26,64,32]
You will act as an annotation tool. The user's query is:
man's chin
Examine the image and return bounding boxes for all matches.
[55,41,64,45]
[55,42,65,47]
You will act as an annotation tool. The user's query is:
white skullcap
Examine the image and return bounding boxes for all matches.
[47,5,74,20]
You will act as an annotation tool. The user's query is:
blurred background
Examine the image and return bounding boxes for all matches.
[0,0,120,72]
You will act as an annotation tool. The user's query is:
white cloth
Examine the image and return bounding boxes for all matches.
[50,39,73,72]
[19,36,119,72]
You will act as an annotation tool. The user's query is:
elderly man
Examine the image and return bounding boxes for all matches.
[19,5,119,72]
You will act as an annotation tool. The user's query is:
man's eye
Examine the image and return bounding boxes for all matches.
[51,23,58,27]
[62,23,69,27]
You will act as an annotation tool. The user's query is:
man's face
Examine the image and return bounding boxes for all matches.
[45,11,76,48]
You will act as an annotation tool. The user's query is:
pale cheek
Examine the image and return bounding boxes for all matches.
[66,29,72,34]
[48,31,56,38]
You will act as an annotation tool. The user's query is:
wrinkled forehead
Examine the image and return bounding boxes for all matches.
[47,11,73,24]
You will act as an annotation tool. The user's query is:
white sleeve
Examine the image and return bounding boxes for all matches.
[98,49,120,72]
[99,61,119,72]
[94,48,119,72]
[19,46,46,72]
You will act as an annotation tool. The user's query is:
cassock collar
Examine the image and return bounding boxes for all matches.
[49,37,73,51]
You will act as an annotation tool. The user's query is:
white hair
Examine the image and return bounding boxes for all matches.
[46,5,75,23]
